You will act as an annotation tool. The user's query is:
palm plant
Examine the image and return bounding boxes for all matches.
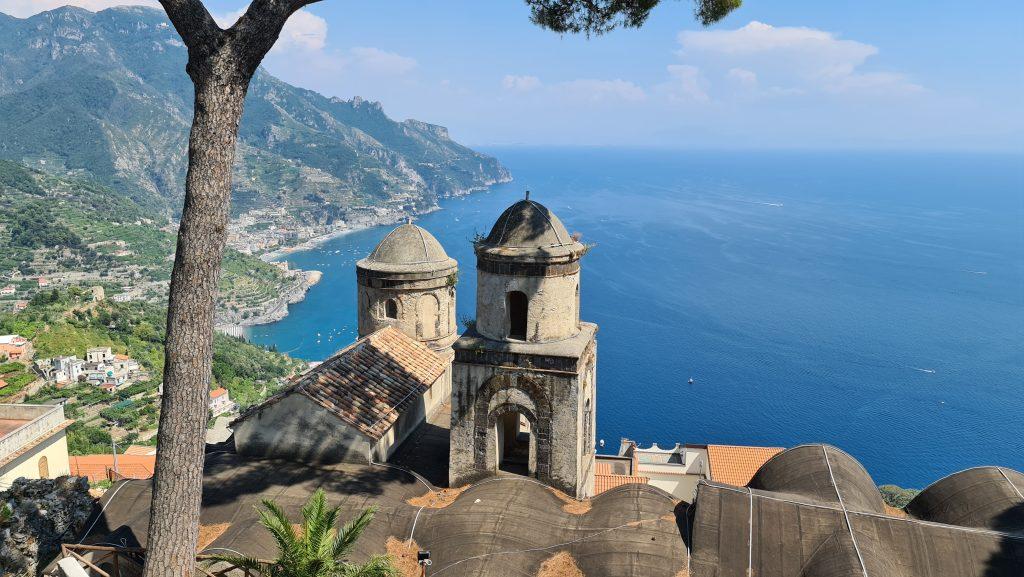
[210,489,398,577]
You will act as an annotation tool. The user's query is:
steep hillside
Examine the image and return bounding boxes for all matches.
[0,6,510,221]
[0,161,308,325]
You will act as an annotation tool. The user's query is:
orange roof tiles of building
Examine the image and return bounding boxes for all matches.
[235,326,447,441]
[595,459,649,494]
[706,444,785,487]
[210,387,228,399]
[70,454,156,483]
[595,473,650,494]
[123,445,157,456]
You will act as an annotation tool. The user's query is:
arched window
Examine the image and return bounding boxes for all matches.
[385,299,399,319]
[418,294,439,338]
[575,283,580,327]
[583,399,593,454]
[507,291,528,340]
[38,456,49,479]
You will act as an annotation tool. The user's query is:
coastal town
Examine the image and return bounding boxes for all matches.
[0,2,1019,576]
[4,197,1020,577]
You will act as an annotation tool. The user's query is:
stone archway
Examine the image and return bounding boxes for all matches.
[488,401,538,476]
[472,373,552,481]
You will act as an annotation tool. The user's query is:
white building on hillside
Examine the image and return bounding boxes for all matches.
[86,347,114,363]
[0,404,71,487]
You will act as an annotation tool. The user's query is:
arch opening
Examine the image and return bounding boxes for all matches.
[507,291,528,340]
[418,294,439,339]
[496,411,533,475]
[384,298,399,320]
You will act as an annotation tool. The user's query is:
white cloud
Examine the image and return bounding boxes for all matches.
[554,79,646,103]
[727,67,758,88]
[347,47,417,75]
[675,21,921,97]
[0,0,159,17]
[666,64,708,101]
[214,8,327,53]
[502,75,542,92]
[274,9,327,52]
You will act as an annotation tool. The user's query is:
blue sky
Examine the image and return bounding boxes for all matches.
[7,1,1024,150]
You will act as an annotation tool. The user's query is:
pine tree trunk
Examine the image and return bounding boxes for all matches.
[142,61,249,577]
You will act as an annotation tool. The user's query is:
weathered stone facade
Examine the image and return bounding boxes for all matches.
[356,222,458,394]
[450,198,597,498]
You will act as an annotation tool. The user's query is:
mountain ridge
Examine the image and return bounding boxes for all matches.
[0,5,510,222]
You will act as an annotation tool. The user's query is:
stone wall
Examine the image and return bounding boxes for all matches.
[475,269,580,343]
[234,394,374,464]
[0,476,93,576]
[449,347,596,498]
[356,268,458,350]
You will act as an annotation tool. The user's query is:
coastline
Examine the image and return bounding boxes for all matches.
[257,178,511,263]
[222,175,512,335]
[258,205,440,263]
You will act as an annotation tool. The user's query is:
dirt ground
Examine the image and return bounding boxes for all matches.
[537,551,584,577]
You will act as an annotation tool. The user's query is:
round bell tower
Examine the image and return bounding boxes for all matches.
[356,222,458,352]
[450,194,597,498]
[473,194,586,343]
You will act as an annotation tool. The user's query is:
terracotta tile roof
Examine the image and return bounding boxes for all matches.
[706,444,785,487]
[123,445,156,456]
[594,473,649,494]
[235,326,446,441]
[70,454,156,483]
[209,387,228,399]
[596,461,613,475]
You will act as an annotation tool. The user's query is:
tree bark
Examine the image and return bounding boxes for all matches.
[144,2,319,574]
[143,61,249,577]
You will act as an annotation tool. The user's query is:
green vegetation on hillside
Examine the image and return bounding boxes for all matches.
[5,288,304,452]
[0,7,508,222]
[0,165,296,316]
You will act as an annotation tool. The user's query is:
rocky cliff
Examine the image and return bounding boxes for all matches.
[0,6,511,221]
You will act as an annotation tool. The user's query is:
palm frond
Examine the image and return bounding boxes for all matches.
[257,498,299,558]
[340,554,399,577]
[301,488,341,560]
[332,506,377,560]
[204,554,281,577]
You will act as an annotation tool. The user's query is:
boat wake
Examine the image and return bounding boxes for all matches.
[912,367,936,374]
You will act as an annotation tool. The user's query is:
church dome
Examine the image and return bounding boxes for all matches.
[358,223,456,274]
[478,197,585,261]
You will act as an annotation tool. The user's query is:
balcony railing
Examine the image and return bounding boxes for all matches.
[0,404,66,463]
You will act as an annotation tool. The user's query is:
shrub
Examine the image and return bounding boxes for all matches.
[879,484,920,509]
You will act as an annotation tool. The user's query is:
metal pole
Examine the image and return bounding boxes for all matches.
[111,435,118,479]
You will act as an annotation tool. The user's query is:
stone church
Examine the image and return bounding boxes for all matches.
[449,197,597,498]
[233,196,597,498]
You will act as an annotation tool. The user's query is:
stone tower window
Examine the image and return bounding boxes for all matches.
[575,283,580,327]
[583,399,592,454]
[507,291,528,340]
[385,298,399,319]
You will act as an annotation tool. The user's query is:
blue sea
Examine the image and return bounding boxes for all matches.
[246,148,1024,488]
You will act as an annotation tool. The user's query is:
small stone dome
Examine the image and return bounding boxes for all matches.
[358,223,456,274]
[479,198,585,261]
